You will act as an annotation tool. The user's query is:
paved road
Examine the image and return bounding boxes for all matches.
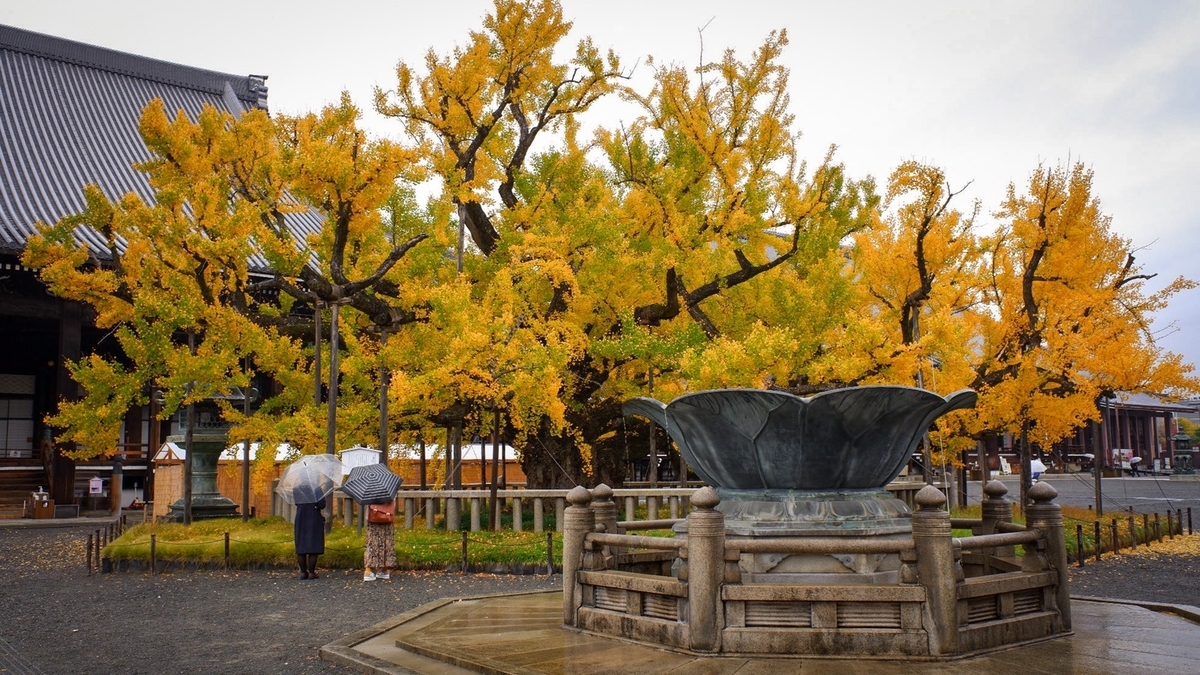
[961,474,1200,516]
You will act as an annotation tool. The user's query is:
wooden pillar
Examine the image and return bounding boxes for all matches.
[50,301,81,504]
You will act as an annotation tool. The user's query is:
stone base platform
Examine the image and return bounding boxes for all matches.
[322,591,1200,675]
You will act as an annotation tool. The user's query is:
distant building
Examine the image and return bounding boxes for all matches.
[0,24,280,514]
[1052,393,1193,474]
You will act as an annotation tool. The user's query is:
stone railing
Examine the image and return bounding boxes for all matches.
[275,479,937,532]
[561,480,1071,659]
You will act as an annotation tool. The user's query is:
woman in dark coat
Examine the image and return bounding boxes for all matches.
[294,498,326,579]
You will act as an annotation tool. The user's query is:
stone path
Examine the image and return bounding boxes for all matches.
[324,591,1200,675]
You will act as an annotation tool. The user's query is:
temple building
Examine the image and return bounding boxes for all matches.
[0,24,274,515]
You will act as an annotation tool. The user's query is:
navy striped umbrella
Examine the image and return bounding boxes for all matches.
[340,463,402,505]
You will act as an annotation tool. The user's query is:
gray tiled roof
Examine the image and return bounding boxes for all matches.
[1106,392,1195,413]
[0,24,319,265]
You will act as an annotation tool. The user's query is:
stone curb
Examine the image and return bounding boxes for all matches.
[1072,595,1200,624]
[100,557,561,575]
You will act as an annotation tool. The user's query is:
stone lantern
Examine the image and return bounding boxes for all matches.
[1172,430,1194,475]
[164,387,258,521]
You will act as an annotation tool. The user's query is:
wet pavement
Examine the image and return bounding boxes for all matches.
[323,591,1200,675]
[965,474,1200,515]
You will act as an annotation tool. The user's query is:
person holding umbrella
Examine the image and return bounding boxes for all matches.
[275,454,343,580]
[341,463,402,582]
[294,498,326,579]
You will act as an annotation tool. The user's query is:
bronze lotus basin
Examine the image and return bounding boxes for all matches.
[623,386,977,491]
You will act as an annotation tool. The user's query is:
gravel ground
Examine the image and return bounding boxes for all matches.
[1068,531,1200,607]
[0,525,556,675]
[1,524,1198,675]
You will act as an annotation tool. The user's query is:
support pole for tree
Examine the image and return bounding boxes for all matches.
[1019,418,1032,510]
[379,330,389,464]
[648,368,657,489]
[326,301,340,456]
[183,330,196,526]
[313,302,322,407]
[242,360,252,522]
[453,423,463,489]
[1094,403,1106,517]
[444,426,452,488]
[489,409,500,530]
[325,300,341,531]
[418,433,427,489]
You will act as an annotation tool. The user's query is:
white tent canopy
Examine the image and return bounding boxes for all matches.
[154,441,295,462]
[153,441,518,463]
[391,441,516,462]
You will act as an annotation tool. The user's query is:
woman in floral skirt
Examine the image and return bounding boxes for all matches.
[363,500,396,581]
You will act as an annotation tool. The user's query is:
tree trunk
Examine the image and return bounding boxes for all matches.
[520,419,585,488]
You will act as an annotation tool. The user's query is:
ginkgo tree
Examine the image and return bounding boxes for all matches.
[377,0,876,486]
[849,161,985,477]
[852,160,1197,502]
[23,95,433,477]
[969,161,1197,503]
[26,0,1199,499]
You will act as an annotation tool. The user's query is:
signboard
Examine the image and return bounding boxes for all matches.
[88,476,103,494]
[1114,448,1134,470]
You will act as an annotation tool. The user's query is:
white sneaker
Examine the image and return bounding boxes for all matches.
[378,572,390,580]
[363,571,377,582]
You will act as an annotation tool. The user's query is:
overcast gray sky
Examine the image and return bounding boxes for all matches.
[5,0,1199,378]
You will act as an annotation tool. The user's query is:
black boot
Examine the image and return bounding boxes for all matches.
[307,554,319,579]
[297,555,308,580]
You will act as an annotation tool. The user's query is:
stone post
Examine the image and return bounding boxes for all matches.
[1025,482,1072,631]
[979,480,1012,534]
[562,486,594,627]
[686,486,724,652]
[446,496,461,531]
[590,484,622,534]
[980,480,1015,562]
[913,485,959,656]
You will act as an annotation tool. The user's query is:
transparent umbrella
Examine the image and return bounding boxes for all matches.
[275,453,344,504]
